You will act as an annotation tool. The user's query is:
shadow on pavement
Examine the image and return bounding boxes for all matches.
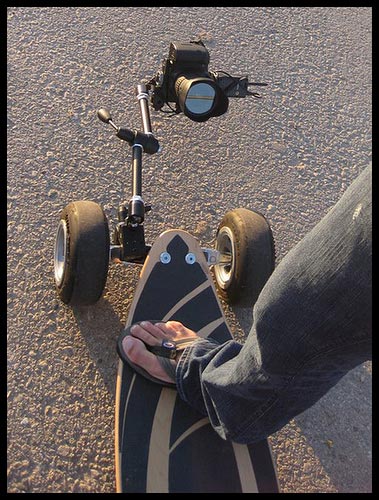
[72,297,125,399]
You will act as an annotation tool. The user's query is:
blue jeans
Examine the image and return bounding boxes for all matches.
[176,164,372,444]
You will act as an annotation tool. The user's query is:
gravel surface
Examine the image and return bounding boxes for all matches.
[7,7,372,493]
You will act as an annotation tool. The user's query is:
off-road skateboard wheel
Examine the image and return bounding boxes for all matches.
[54,200,110,305]
[213,208,275,307]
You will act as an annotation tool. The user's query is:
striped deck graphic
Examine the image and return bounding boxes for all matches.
[115,230,279,493]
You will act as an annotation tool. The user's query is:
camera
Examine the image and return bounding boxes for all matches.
[147,40,228,122]
[146,40,267,123]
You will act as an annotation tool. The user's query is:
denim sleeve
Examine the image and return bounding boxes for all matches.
[176,338,247,438]
[176,335,300,443]
[175,164,371,444]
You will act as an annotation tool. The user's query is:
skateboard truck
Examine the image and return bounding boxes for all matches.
[202,248,232,267]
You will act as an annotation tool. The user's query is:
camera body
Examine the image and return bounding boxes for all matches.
[147,40,265,121]
[165,41,211,100]
[150,40,214,112]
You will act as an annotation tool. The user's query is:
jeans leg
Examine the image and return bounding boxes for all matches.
[177,164,372,443]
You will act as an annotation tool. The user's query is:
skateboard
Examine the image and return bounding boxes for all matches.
[115,229,279,493]
[53,40,277,493]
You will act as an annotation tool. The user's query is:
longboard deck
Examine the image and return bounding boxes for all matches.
[115,230,279,493]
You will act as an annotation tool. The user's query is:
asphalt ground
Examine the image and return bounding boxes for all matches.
[7,7,372,493]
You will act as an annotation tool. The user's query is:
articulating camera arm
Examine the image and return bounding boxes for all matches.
[97,84,160,263]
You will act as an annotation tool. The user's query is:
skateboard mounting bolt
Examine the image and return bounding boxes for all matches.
[185,253,196,264]
[160,252,171,264]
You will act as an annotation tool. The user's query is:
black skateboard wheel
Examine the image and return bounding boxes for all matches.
[213,208,275,307]
[54,200,110,305]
